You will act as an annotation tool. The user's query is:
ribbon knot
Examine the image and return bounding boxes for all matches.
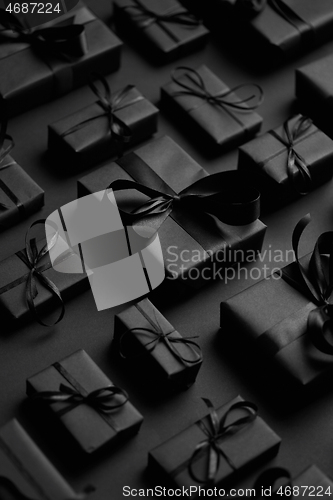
[188,399,258,485]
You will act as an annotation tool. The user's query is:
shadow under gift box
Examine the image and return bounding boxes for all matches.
[48,84,159,171]
[26,349,143,454]
[296,54,333,140]
[77,136,267,290]
[238,115,333,212]
[0,3,122,117]
[113,0,209,63]
[0,418,82,499]
[220,254,333,388]
[161,65,263,151]
[148,395,281,495]
[0,155,44,231]
[113,298,202,389]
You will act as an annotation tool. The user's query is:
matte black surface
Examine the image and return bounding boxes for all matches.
[2,1,333,498]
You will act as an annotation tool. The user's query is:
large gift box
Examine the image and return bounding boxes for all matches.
[238,115,333,211]
[0,154,44,230]
[113,298,203,388]
[0,222,89,325]
[161,65,263,149]
[26,349,143,454]
[0,3,123,117]
[296,54,333,139]
[48,77,159,171]
[220,216,333,387]
[148,395,281,494]
[113,0,209,62]
[77,136,266,289]
[0,418,85,499]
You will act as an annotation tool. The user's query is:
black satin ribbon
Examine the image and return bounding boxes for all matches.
[269,116,313,195]
[187,399,258,485]
[119,302,202,365]
[170,66,264,116]
[254,468,292,497]
[0,219,69,326]
[61,74,144,156]
[32,383,129,417]
[0,8,87,61]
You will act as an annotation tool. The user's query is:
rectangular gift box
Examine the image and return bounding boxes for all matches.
[77,135,267,289]
[292,466,333,494]
[0,232,89,324]
[26,349,143,454]
[238,115,333,211]
[48,84,159,171]
[148,395,281,494]
[161,65,262,149]
[113,0,209,62]
[220,254,333,387]
[0,3,123,117]
[0,155,44,230]
[0,418,79,499]
[296,54,333,139]
[114,298,202,388]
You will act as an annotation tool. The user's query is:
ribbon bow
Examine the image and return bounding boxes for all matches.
[270,116,313,195]
[0,8,87,60]
[61,74,143,154]
[122,2,201,29]
[32,383,129,415]
[119,306,202,365]
[189,399,258,485]
[171,66,264,113]
[283,214,333,355]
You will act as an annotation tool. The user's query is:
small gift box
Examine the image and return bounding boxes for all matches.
[220,215,333,387]
[148,396,281,493]
[0,221,89,325]
[296,54,333,138]
[238,115,333,211]
[113,0,209,62]
[113,298,203,388]
[0,3,122,117]
[26,349,143,454]
[77,136,266,289]
[161,66,263,149]
[0,418,90,499]
[48,75,159,171]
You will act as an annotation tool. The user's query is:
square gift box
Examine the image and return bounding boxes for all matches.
[161,65,263,149]
[113,0,209,62]
[26,349,143,454]
[238,115,333,210]
[148,395,281,494]
[0,3,123,117]
[48,81,159,171]
[77,135,267,289]
[114,298,203,388]
[0,418,82,499]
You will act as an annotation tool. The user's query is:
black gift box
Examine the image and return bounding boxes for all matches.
[0,232,89,324]
[220,253,333,387]
[0,418,79,499]
[113,0,209,62]
[296,54,333,139]
[161,65,262,149]
[114,298,202,388]
[77,136,267,289]
[48,84,159,171]
[293,466,333,493]
[0,4,122,117]
[27,349,143,454]
[148,395,281,495]
[238,115,333,210]
[0,155,44,230]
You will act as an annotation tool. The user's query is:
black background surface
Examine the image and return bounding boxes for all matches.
[2,1,333,498]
